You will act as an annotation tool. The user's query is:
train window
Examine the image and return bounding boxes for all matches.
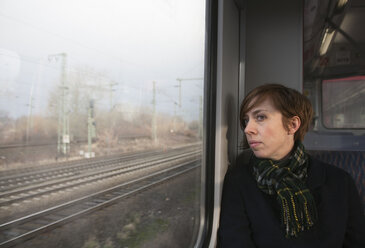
[304,0,365,131]
[322,76,365,129]
[0,1,206,247]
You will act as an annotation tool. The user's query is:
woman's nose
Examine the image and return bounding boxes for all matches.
[244,120,256,135]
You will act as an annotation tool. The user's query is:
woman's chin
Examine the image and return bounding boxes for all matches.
[252,151,267,159]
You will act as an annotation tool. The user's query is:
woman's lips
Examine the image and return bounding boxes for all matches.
[249,141,261,148]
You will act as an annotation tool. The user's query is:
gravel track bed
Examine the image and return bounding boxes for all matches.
[10,167,201,248]
[0,155,197,223]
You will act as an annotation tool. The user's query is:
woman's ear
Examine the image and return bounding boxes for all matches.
[288,116,301,135]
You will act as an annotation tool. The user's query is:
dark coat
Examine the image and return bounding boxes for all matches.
[217,150,365,248]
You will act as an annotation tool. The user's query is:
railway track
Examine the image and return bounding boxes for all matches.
[0,149,160,186]
[0,144,199,189]
[0,146,200,207]
[0,159,200,248]
[0,135,151,150]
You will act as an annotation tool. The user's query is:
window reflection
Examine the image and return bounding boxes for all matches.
[322,76,365,129]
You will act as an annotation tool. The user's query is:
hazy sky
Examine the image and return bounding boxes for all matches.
[0,0,205,121]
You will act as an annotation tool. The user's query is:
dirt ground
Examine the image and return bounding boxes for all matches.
[11,167,202,248]
[0,135,199,171]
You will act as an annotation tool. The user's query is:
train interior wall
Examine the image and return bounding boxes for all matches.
[212,0,364,246]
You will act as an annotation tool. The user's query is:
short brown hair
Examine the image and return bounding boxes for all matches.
[240,84,313,142]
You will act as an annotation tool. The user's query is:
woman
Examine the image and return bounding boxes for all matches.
[217,84,365,248]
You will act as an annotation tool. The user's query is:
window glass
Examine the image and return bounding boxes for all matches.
[322,76,365,129]
[303,0,365,130]
[0,1,205,247]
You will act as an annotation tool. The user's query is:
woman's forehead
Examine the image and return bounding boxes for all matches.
[247,97,276,113]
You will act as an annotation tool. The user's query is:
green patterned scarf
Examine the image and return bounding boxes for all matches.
[252,141,318,238]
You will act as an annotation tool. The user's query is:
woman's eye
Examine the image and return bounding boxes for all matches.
[256,115,266,121]
[243,118,249,125]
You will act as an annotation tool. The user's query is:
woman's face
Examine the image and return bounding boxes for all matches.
[243,99,295,160]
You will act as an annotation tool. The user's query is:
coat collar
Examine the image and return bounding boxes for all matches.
[306,155,326,190]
